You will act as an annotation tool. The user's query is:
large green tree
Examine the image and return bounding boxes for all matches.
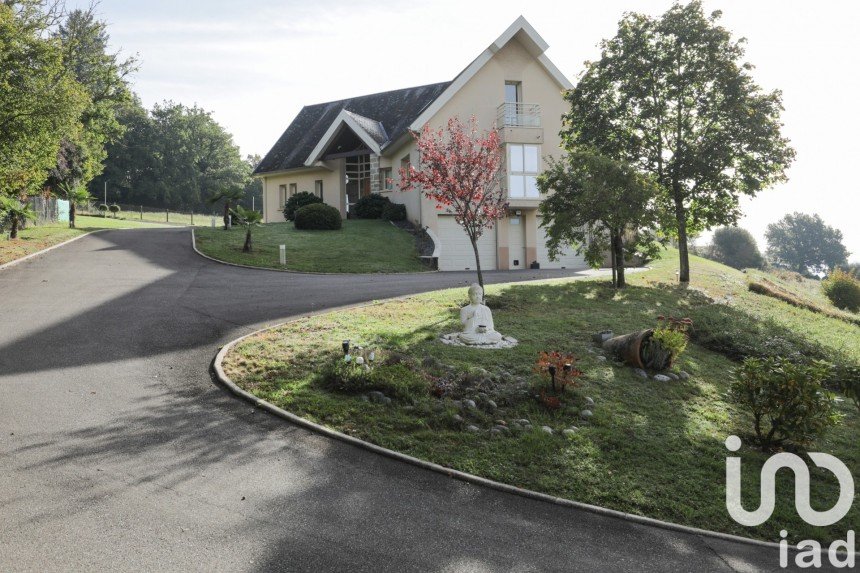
[765,213,849,275]
[538,148,663,288]
[0,2,87,199]
[563,1,795,283]
[92,101,250,211]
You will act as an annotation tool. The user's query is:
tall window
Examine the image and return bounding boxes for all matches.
[508,144,540,198]
[289,183,297,196]
[315,180,323,199]
[278,184,287,206]
[379,168,393,191]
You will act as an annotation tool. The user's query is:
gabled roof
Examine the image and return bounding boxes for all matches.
[254,16,572,176]
[254,82,450,175]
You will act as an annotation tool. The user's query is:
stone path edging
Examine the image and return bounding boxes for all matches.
[211,303,844,556]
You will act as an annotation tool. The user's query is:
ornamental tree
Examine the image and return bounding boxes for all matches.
[400,117,506,288]
[564,1,795,283]
[765,212,849,275]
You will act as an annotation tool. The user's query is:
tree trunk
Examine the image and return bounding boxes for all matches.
[69,202,76,229]
[243,228,252,252]
[613,231,626,288]
[674,191,690,283]
[223,201,230,230]
[10,215,19,239]
[610,238,617,287]
[469,237,484,289]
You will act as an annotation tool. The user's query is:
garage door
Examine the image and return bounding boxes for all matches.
[437,216,497,271]
[537,217,587,269]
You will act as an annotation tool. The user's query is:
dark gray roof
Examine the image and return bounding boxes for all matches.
[254,81,451,175]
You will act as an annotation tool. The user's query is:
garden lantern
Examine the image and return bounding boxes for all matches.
[342,340,350,355]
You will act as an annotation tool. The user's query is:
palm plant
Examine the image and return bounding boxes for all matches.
[230,205,263,252]
[57,182,93,228]
[0,196,37,239]
[208,188,245,230]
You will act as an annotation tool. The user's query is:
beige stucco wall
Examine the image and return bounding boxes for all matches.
[261,163,343,223]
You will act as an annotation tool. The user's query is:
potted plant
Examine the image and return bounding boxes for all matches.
[602,316,691,370]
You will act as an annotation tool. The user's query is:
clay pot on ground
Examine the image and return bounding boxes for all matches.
[602,329,674,371]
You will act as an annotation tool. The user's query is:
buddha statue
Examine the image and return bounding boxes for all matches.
[457,283,504,345]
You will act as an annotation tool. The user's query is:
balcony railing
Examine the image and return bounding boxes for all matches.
[497,102,541,128]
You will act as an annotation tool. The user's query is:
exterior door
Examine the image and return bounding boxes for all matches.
[437,216,497,271]
[508,216,525,269]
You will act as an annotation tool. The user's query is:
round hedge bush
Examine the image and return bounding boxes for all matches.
[381,202,407,222]
[283,191,323,221]
[822,268,860,312]
[352,193,391,219]
[294,203,342,230]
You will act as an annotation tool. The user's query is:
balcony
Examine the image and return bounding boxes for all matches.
[497,102,541,128]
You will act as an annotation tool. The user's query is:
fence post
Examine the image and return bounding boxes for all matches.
[140,205,143,220]
[166,209,169,223]
[191,211,194,226]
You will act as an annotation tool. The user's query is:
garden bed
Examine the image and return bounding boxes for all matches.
[223,253,858,544]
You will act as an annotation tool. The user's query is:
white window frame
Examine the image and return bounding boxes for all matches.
[288,183,297,197]
[278,184,287,206]
[380,167,393,191]
[507,144,540,198]
[315,180,323,199]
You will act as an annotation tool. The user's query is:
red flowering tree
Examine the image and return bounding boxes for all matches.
[400,116,506,288]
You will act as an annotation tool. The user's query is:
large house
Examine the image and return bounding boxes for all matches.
[254,16,586,271]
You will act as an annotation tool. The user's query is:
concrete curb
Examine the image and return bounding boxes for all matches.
[0,229,106,272]
[191,228,438,275]
[211,303,851,556]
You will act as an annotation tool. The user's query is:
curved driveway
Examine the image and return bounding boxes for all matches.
[1,228,793,572]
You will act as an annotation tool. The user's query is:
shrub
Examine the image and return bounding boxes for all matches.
[282,191,322,221]
[708,227,764,270]
[822,268,860,312]
[294,203,341,230]
[98,203,108,217]
[640,316,691,370]
[318,361,427,401]
[352,193,391,219]
[381,202,407,222]
[108,204,120,218]
[730,357,841,448]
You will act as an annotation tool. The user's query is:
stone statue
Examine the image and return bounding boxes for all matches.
[457,283,504,345]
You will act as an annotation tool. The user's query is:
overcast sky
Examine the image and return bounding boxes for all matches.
[71,0,860,261]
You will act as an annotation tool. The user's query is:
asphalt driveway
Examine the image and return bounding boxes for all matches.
[0,228,803,572]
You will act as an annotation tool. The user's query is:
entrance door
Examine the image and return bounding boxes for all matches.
[508,216,525,269]
[345,154,371,215]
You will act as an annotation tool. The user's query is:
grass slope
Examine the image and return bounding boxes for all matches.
[224,251,858,543]
[1,215,168,266]
[194,220,427,273]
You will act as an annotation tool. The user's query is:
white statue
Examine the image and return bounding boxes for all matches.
[457,284,504,345]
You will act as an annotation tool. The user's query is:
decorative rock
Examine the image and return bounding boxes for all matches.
[667,373,679,381]
[580,410,593,420]
[679,371,691,380]
[633,368,648,379]
[368,391,387,404]
[652,374,672,382]
[462,399,477,410]
[562,428,578,437]
[452,414,464,423]
[541,426,554,435]
[584,397,595,407]
[492,425,510,433]
[490,428,503,437]
[484,399,498,412]
[523,424,533,432]
[596,355,607,362]
[381,396,392,405]
[466,425,480,433]
[477,392,489,401]
[494,419,506,426]
[516,419,531,425]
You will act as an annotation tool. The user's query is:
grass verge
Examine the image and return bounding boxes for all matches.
[1,215,168,266]
[193,220,428,273]
[224,250,858,543]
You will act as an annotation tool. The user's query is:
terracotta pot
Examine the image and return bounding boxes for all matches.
[601,329,653,369]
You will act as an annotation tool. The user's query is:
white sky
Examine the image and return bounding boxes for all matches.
[71,0,860,261]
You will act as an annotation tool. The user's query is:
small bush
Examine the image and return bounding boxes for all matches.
[98,204,108,217]
[108,204,120,218]
[381,202,407,222]
[708,227,765,270]
[282,191,322,221]
[731,357,841,448]
[822,269,860,312]
[318,361,427,401]
[294,203,341,230]
[352,193,391,219]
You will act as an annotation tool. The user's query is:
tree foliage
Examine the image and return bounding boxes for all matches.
[537,148,663,288]
[563,1,795,283]
[707,226,764,270]
[92,100,250,211]
[765,212,849,275]
[0,2,87,198]
[400,116,505,288]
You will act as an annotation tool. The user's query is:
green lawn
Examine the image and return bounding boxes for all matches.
[193,220,428,273]
[1,215,168,266]
[224,250,858,544]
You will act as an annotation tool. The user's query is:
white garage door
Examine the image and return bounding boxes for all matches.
[537,217,587,269]
[437,216,497,271]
